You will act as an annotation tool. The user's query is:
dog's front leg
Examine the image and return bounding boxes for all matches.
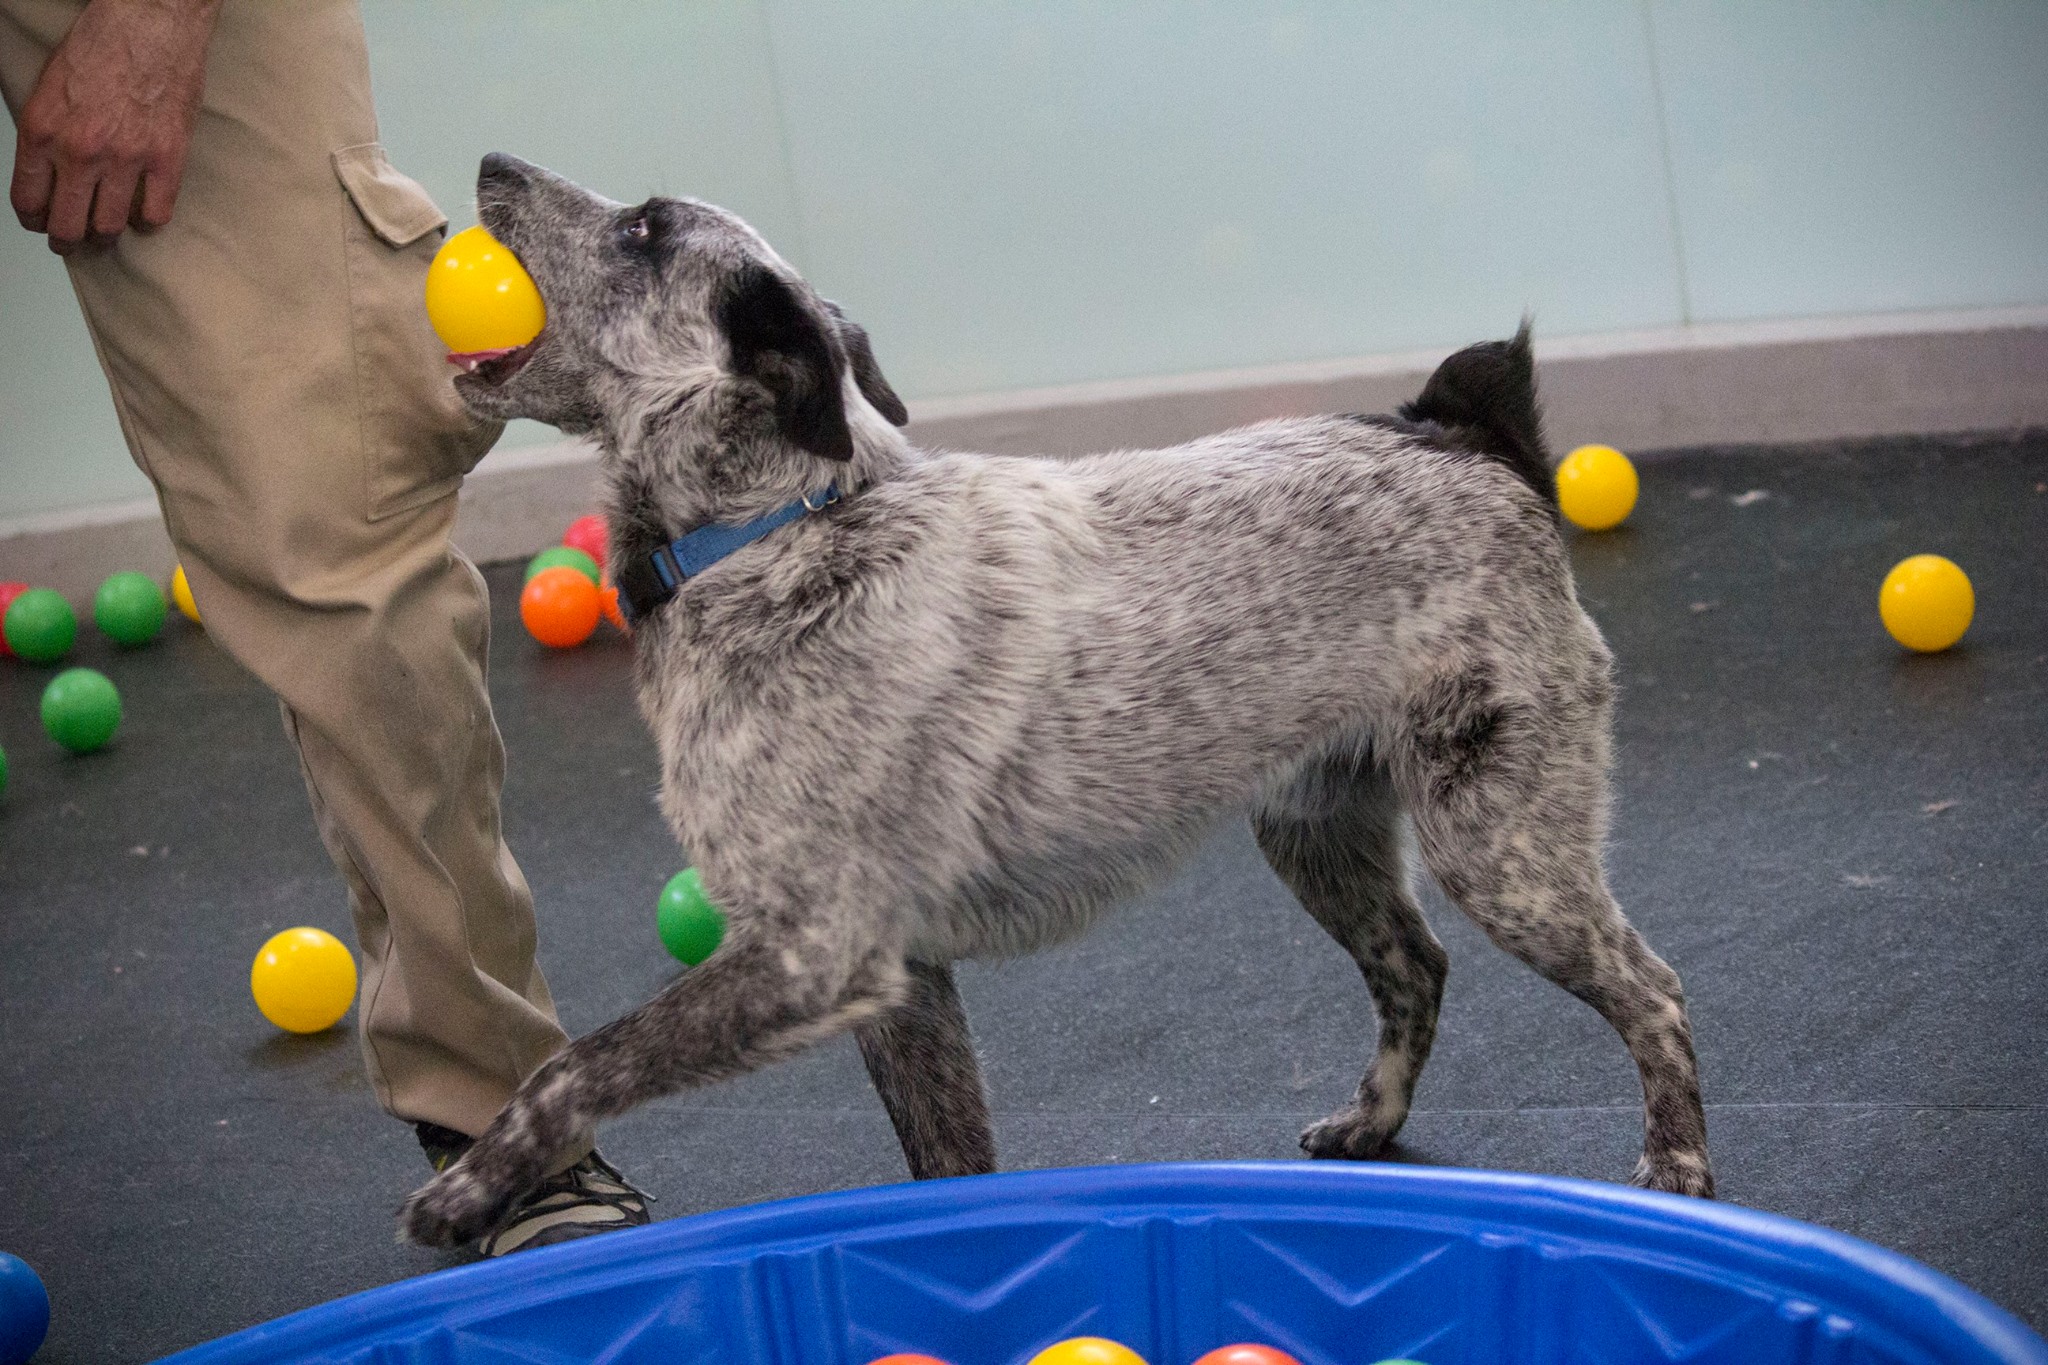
[856,959,996,1179]
[397,938,907,1248]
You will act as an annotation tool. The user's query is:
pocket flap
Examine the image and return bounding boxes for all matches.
[333,143,448,248]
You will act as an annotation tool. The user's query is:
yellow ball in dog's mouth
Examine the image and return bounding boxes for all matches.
[425,225,545,358]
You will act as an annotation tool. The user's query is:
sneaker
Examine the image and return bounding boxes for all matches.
[413,1121,653,1255]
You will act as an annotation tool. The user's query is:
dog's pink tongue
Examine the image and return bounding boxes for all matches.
[448,347,517,373]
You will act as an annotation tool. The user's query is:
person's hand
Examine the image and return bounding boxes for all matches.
[10,0,221,254]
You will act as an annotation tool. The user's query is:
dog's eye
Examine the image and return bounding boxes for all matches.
[618,210,659,253]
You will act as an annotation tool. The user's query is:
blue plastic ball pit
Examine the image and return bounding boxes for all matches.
[166,1163,2045,1365]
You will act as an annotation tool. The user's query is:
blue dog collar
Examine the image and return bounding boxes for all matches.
[616,483,842,623]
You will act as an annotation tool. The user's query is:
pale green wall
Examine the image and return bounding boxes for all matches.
[4,1,2046,523]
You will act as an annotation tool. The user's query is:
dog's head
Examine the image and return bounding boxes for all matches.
[453,153,907,459]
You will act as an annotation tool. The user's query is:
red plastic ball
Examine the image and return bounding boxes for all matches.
[520,566,601,648]
[865,1357,956,1365]
[562,513,609,572]
[1191,1348,1304,1365]
[0,582,27,657]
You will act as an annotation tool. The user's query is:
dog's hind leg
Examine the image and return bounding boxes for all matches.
[398,937,908,1248]
[1253,748,1450,1161]
[856,959,997,1179]
[1396,664,1714,1197]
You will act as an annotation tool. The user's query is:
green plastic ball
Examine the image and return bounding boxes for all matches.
[524,546,601,586]
[41,667,122,754]
[94,571,168,646]
[0,743,8,797]
[657,868,727,965]
[4,588,77,663]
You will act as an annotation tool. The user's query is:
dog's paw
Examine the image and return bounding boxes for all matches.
[397,1165,515,1249]
[1630,1150,1716,1200]
[1299,1106,1399,1161]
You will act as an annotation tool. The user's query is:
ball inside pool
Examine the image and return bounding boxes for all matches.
[4,587,76,663]
[658,868,727,966]
[425,224,546,356]
[41,668,122,754]
[250,927,359,1033]
[865,1357,957,1365]
[0,1251,50,1365]
[1192,1349,1304,1365]
[1555,443,1639,531]
[1879,554,1973,653]
[1026,1339,1149,1365]
[94,571,168,646]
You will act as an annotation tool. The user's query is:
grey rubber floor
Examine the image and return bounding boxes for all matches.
[1,431,2044,1361]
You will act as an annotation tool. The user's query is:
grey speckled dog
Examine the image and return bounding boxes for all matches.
[400,153,1712,1248]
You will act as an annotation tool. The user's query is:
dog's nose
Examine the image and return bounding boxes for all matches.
[478,152,536,187]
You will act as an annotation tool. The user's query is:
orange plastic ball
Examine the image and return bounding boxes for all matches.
[1192,1349,1303,1365]
[520,565,601,648]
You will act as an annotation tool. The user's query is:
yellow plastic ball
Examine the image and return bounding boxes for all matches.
[1027,1339,1149,1365]
[1880,554,1973,653]
[425,225,546,356]
[170,564,201,626]
[250,927,358,1034]
[1556,443,1639,531]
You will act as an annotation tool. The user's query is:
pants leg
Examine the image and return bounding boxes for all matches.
[0,0,589,1159]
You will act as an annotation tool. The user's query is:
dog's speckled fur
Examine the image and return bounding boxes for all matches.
[399,155,1712,1248]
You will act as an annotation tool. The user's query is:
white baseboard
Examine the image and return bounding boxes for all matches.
[4,305,2044,603]
[908,304,2048,457]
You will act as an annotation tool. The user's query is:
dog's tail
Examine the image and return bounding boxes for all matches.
[1398,319,1555,505]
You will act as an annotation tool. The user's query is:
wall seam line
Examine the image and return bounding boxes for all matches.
[1640,0,1697,327]
[753,0,816,275]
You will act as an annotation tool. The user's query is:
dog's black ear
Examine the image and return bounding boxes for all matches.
[821,299,908,427]
[717,264,853,461]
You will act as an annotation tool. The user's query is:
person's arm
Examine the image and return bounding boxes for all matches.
[10,0,221,254]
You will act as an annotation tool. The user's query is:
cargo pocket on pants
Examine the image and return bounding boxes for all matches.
[334,143,503,521]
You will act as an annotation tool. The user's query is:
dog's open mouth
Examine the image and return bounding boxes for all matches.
[449,335,542,386]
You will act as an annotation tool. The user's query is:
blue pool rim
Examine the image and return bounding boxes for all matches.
[162,1161,2048,1363]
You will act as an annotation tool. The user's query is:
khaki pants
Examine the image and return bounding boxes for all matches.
[0,0,587,1160]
